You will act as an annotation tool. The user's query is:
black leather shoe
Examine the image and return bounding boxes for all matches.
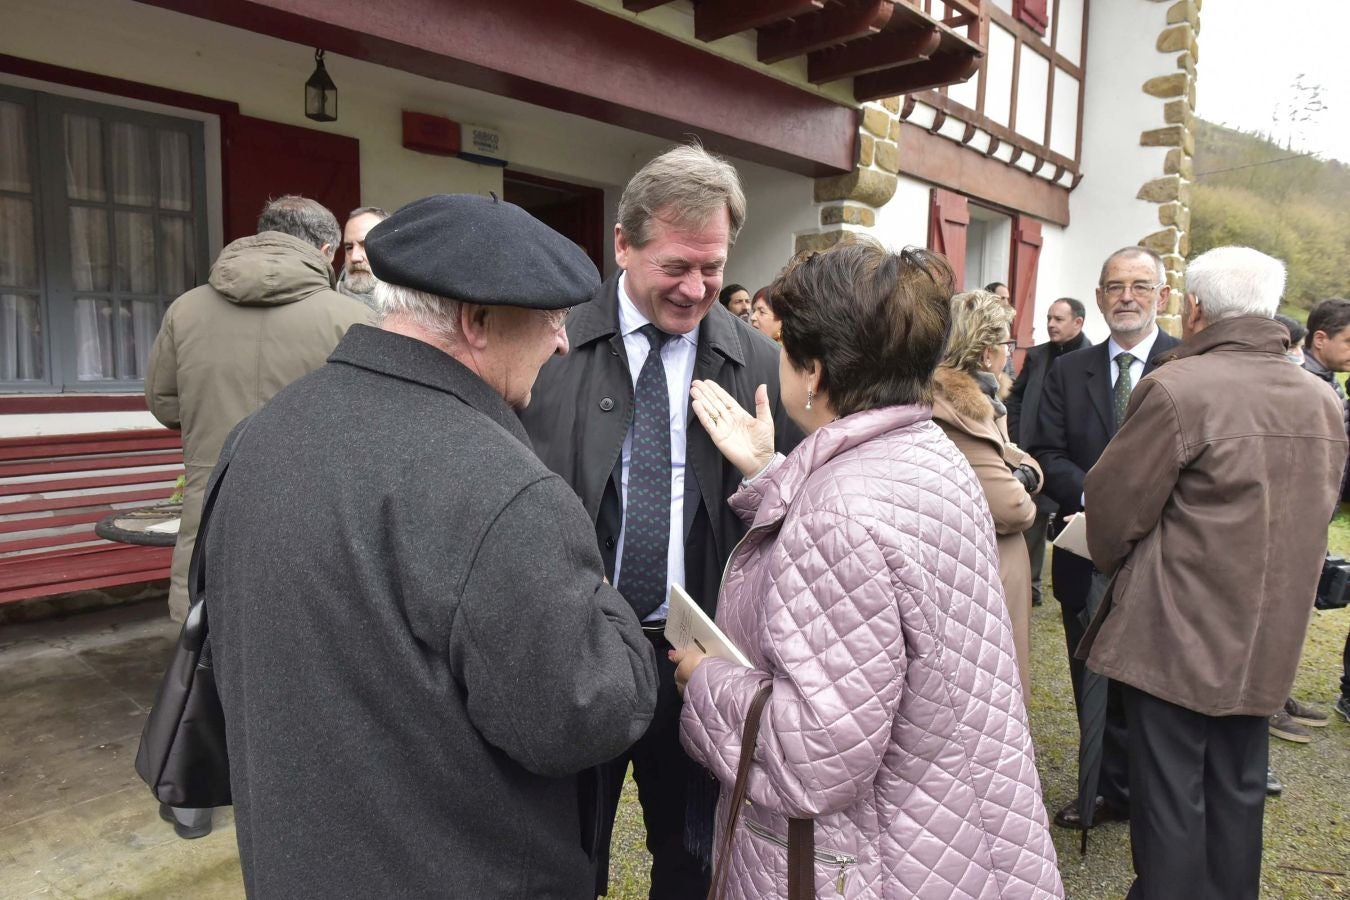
[159,802,213,840]
[1053,796,1129,829]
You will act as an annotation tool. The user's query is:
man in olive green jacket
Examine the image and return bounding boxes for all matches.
[1081,247,1346,900]
[146,196,374,625]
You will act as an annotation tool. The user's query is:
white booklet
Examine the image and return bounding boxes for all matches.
[1052,512,1091,560]
[664,584,752,667]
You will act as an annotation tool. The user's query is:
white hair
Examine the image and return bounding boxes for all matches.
[373,280,461,345]
[1186,246,1285,322]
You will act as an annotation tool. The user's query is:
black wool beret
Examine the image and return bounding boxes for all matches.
[365,193,600,310]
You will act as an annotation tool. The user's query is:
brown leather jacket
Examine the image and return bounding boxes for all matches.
[1081,316,1346,716]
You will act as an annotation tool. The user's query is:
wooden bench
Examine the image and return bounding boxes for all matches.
[0,429,183,604]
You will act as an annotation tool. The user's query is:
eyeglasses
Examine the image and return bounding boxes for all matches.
[1101,282,1162,299]
[999,339,1017,352]
[543,308,569,331]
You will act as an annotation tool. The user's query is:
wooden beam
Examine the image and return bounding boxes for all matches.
[895,121,1070,226]
[853,52,982,101]
[756,0,892,65]
[132,0,859,176]
[808,24,940,83]
[622,0,676,11]
[695,0,824,44]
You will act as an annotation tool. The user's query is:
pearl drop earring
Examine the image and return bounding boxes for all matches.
[806,388,814,411]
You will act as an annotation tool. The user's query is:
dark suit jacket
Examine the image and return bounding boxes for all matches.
[518,273,802,614]
[1007,332,1091,448]
[1027,330,1181,610]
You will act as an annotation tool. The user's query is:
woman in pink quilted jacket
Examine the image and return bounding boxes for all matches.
[674,241,1063,899]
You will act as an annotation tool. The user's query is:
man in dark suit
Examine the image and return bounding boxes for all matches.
[1008,297,1091,607]
[519,145,800,898]
[1029,247,1181,829]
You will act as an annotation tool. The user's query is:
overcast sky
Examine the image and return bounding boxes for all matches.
[1195,0,1349,162]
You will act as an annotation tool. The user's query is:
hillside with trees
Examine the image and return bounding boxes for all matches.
[1190,119,1349,315]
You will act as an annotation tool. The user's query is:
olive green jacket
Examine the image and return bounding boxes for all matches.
[145,231,374,468]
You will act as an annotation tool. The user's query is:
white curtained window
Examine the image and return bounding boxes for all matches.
[0,86,205,390]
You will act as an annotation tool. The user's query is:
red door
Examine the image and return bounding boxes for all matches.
[222,115,361,253]
[1009,216,1043,368]
[928,189,970,292]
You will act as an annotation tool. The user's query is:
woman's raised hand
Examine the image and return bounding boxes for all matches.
[691,380,776,479]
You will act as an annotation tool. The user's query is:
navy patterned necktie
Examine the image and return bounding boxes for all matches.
[1113,352,1136,429]
[619,324,673,620]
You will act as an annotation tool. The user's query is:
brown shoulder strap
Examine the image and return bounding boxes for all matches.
[707,684,817,900]
[788,816,815,900]
[707,683,772,900]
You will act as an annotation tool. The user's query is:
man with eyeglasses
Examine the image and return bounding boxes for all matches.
[1028,246,1181,831]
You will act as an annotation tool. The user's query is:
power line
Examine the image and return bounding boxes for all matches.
[1195,152,1318,178]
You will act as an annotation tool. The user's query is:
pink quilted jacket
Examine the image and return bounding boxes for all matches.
[681,405,1063,899]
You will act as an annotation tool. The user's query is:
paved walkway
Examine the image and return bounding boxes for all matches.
[0,599,244,898]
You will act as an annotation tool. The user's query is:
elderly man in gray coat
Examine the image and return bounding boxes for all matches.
[204,194,658,899]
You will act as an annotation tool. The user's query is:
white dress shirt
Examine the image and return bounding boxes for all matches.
[612,272,700,622]
[1083,327,1161,507]
[1107,326,1159,393]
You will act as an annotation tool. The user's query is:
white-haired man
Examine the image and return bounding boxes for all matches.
[205,195,657,898]
[1079,246,1346,899]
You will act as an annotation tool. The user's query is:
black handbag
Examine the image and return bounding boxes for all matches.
[134,418,250,808]
[1316,555,1350,610]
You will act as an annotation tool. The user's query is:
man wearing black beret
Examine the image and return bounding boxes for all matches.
[519,145,801,898]
[204,193,659,898]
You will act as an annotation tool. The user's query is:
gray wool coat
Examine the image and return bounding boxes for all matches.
[205,325,658,899]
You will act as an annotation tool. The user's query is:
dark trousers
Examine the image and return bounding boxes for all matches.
[1341,629,1349,699]
[595,631,711,899]
[1023,506,1052,605]
[1122,685,1267,900]
[1058,564,1130,809]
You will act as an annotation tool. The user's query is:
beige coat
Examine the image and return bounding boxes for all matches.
[931,365,1042,695]
[146,231,374,619]
[1081,316,1346,716]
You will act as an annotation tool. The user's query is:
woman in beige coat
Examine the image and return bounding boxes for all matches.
[931,290,1042,696]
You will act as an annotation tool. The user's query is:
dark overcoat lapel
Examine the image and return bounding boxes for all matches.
[1083,343,1115,437]
[1083,332,1182,438]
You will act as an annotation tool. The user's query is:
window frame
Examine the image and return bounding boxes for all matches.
[0,85,50,388]
[0,85,208,393]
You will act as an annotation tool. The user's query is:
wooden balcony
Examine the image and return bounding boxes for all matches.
[623,0,986,103]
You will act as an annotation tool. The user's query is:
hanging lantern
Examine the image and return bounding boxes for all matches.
[305,49,337,122]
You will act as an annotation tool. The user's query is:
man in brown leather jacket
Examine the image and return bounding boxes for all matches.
[1081,247,1346,900]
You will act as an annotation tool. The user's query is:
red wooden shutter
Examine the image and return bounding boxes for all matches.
[222,115,362,253]
[928,189,969,291]
[1010,215,1042,368]
[1015,0,1050,35]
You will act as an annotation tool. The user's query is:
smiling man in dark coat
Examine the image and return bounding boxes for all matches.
[205,194,658,899]
[519,145,800,898]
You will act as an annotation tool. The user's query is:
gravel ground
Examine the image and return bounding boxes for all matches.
[608,530,1350,899]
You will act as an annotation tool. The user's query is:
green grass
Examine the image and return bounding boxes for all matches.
[609,524,1350,898]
